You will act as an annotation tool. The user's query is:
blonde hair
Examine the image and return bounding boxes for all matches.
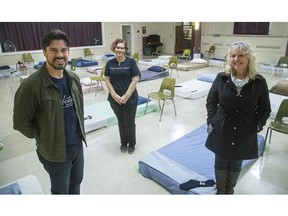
[224,41,257,79]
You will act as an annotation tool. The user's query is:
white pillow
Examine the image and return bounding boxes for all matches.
[191,58,208,64]
[81,77,97,86]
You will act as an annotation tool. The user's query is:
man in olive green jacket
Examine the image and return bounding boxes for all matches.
[13,29,86,194]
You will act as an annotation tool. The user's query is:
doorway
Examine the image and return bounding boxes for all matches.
[175,22,200,54]
[122,24,133,57]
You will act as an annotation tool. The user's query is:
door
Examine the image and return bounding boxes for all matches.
[175,24,198,54]
[122,25,133,56]
[175,26,183,53]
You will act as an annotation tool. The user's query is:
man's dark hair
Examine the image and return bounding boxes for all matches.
[42,29,71,51]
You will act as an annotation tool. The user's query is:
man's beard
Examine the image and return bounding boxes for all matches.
[47,58,67,70]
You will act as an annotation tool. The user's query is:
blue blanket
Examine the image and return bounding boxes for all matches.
[139,124,264,194]
[0,182,22,194]
[68,59,98,67]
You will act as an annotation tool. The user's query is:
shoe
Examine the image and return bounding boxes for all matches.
[120,145,127,153]
[128,146,135,154]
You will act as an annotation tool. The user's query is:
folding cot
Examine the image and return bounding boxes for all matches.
[138,124,265,194]
[177,58,209,71]
[174,73,216,99]
[0,175,44,194]
[139,66,169,82]
[84,97,159,133]
[138,56,170,67]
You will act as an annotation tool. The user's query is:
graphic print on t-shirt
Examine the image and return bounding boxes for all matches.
[62,95,73,109]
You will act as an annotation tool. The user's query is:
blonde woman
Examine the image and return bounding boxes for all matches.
[205,41,271,194]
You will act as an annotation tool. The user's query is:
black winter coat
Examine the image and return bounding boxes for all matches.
[205,72,271,160]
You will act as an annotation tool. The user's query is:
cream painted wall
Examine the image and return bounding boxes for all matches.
[201,22,288,63]
[1,22,287,66]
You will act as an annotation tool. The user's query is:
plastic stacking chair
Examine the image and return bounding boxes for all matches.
[205,45,215,60]
[144,77,177,122]
[262,99,288,156]
[162,56,179,77]
[178,49,191,60]
[70,58,77,72]
[89,66,105,96]
[84,48,95,61]
[272,56,288,78]
[218,55,227,71]
[22,53,35,67]
[133,52,139,63]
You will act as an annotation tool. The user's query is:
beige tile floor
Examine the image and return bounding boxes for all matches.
[0,58,287,196]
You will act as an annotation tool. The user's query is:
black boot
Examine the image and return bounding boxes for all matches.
[214,169,228,194]
[226,170,241,194]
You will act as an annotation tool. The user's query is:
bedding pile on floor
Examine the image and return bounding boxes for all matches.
[68,59,98,67]
[0,65,19,79]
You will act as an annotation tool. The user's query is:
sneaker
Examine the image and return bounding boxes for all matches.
[128,146,135,154]
[120,145,127,153]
